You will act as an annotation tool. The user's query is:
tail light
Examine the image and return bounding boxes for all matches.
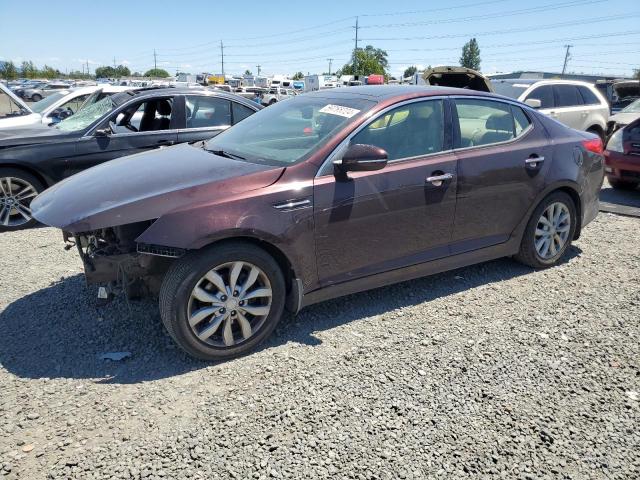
[582,137,603,155]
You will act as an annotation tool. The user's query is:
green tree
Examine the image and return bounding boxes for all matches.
[403,65,417,78]
[0,61,18,80]
[635,68,640,80]
[115,65,131,77]
[21,61,37,79]
[143,68,170,78]
[340,45,389,76]
[132,71,142,77]
[292,71,304,80]
[244,69,252,76]
[460,38,481,70]
[95,66,116,78]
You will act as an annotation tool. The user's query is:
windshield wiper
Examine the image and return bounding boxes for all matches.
[207,149,246,160]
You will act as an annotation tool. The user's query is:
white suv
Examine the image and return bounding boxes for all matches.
[491,79,609,139]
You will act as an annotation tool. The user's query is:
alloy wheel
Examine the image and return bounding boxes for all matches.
[0,177,38,228]
[534,202,571,260]
[187,261,273,347]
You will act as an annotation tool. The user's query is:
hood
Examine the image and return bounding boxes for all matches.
[613,81,640,99]
[609,111,640,126]
[0,124,76,146]
[0,82,34,114]
[422,66,493,93]
[31,142,285,232]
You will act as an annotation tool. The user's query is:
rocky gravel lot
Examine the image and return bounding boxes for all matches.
[0,214,639,480]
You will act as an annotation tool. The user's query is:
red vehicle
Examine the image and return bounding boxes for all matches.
[604,118,640,190]
[366,74,385,85]
[32,86,604,360]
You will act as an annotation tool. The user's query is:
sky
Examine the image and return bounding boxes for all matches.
[1,0,638,78]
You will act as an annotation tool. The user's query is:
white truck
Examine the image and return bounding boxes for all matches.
[304,75,338,92]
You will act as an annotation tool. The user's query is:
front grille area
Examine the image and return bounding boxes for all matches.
[137,243,185,258]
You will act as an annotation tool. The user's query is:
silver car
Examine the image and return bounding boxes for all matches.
[491,79,610,139]
[22,82,71,102]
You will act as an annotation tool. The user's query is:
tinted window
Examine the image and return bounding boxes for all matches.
[351,100,444,160]
[455,99,514,148]
[525,85,554,109]
[232,102,254,124]
[512,105,531,136]
[554,85,583,108]
[578,86,600,105]
[186,96,230,128]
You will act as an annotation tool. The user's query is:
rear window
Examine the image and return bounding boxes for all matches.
[578,86,601,105]
[490,81,530,100]
[554,85,583,108]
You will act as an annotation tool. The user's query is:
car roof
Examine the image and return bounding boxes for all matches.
[111,87,261,108]
[491,78,595,88]
[304,85,495,100]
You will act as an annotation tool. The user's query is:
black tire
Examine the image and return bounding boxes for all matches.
[608,178,638,191]
[269,99,277,105]
[31,94,42,102]
[514,191,577,269]
[586,127,605,143]
[159,242,286,361]
[0,167,44,232]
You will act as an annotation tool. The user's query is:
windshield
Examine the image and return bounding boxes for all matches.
[204,96,376,165]
[491,81,531,100]
[621,99,640,113]
[56,96,114,132]
[30,92,66,113]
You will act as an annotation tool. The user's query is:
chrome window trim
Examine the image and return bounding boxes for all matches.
[177,125,230,134]
[78,129,179,141]
[316,96,450,178]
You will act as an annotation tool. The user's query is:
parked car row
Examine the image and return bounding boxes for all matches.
[14,85,605,361]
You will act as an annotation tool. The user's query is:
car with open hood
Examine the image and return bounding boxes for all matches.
[604,116,640,190]
[606,98,640,137]
[0,87,261,230]
[31,85,604,361]
[0,82,41,128]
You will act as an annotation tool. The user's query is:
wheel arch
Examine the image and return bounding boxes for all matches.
[0,162,51,189]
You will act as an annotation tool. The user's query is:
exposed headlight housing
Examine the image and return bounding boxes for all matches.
[606,128,624,153]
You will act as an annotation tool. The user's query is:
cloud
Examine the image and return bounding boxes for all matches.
[121,60,131,65]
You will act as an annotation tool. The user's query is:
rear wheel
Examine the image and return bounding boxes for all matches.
[608,178,639,191]
[159,242,286,361]
[31,94,42,102]
[515,191,577,269]
[587,127,605,142]
[269,99,277,105]
[0,168,44,232]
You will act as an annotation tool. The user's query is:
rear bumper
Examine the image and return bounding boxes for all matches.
[604,150,640,181]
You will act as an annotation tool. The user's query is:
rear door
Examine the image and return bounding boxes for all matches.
[451,97,551,253]
[177,96,257,143]
[313,98,458,286]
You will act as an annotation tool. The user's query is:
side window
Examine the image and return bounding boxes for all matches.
[511,105,532,136]
[525,85,554,109]
[454,98,514,148]
[554,85,583,108]
[186,96,231,129]
[112,97,175,133]
[231,102,255,124]
[60,94,90,114]
[578,86,600,105]
[351,99,444,161]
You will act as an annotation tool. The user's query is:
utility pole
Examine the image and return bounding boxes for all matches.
[327,58,333,75]
[561,44,572,75]
[113,56,116,68]
[86,60,89,76]
[220,40,225,76]
[353,17,359,76]
[153,49,157,71]
[256,65,261,76]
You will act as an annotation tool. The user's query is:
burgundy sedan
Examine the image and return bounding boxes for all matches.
[604,118,640,190]
[32,86,604,360]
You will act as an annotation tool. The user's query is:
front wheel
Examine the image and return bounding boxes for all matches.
[0,168,44,232]
[515,191,577,269]
[159,242,286,361]
[31,94,42,102]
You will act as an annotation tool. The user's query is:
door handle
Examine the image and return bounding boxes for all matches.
[426,173,453,187]
[525,156,545,168]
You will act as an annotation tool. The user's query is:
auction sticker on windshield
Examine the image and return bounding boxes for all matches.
[319,104,361,118]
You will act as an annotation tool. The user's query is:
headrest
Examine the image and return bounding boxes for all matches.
[412,103,435,119]
[485,113,512,131]
[157,100,172,116]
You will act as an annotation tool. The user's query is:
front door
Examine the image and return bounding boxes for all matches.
[313,99,458,286]
[451,97,551,253]
[68,95,179,178]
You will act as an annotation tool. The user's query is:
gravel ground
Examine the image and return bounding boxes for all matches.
[1,214,639,480]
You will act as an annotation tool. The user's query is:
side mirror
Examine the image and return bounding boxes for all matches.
[524,98,541,109]
[94,126,112,137]
[333,144,388,178]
